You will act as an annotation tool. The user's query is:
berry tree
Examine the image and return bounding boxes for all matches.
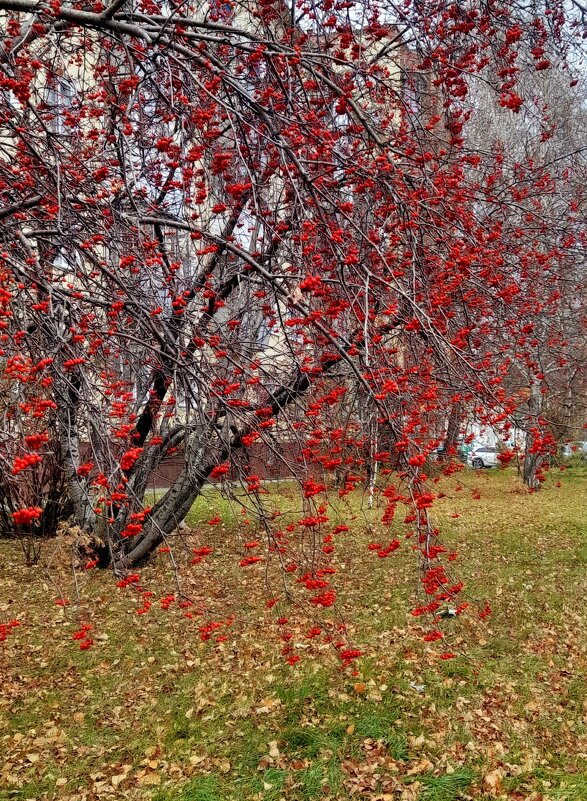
[0,0,585,637]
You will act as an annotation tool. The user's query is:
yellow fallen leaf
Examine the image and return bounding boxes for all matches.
[408,734,425,750]
[139,772,161,786]
[268,741,280,758]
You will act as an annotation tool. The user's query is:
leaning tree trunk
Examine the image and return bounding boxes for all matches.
[113,348,356,572]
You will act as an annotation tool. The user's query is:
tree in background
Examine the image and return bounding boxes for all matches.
[465,62,587,487]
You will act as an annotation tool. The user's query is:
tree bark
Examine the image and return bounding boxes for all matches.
[523,382,545,491]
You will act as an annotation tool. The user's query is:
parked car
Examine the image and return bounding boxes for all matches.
[562,442,587,461]
[433,443,469,463]
[467,445,499,469]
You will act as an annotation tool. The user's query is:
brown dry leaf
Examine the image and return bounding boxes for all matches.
[255,697,280,714]
[400,781,423,800]
[482,767,505,796]
[406,758,434,775]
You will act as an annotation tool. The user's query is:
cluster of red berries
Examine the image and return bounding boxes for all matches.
[12,506,42,526]
[338,648,363,666]
[76,462,94,477]
[198,617,233,642]
[160,594,175,610]
[24,432,49,450]
[116,573,141,589]
[209,462,230,479]
[73,624,93,650]
[375,539,401,558]
[121,523,142,538]
[0,619,20,642]
[12,453,42,474]
[63,357,86,371]
[310,589,336,608]
[239,555,263,567]
[192,546,213,565]
[137,595,153,615]
[120,447,143,471]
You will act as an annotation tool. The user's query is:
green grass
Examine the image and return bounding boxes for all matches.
[154,776,221,801]
[1,467,587,800]
[418,770,475,801]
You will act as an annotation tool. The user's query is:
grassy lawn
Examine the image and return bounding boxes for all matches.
[1,467,587,801]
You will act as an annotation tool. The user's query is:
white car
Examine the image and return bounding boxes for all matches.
[467,445,499,469]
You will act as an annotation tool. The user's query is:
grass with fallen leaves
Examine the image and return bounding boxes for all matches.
[1,466,587,801]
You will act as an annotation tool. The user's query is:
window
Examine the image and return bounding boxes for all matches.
[401,72,426,116]
[256,318,273,349]
[46,77,75,134]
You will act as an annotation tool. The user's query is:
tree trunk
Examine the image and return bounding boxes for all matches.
[523,443,543,491]
[439,403,462,461]
[113,351,352,570]
[523,382,544,491]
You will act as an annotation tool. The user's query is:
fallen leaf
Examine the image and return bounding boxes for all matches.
[483,767,505,796]
[268,741,280,758]
[139,772,161,786]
